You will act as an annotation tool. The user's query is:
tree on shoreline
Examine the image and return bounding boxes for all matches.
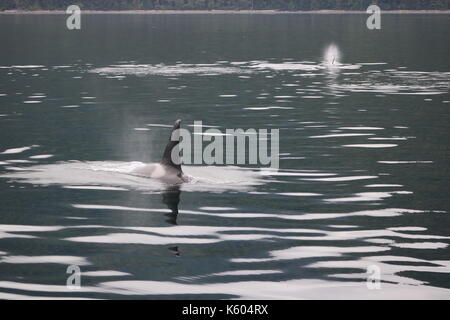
[1,0,449,11]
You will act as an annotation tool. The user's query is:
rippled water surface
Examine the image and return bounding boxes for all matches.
[0,13,449,299]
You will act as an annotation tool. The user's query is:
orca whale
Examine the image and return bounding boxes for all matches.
[131,119,190,184]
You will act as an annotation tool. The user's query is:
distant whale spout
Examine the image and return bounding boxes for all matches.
[131,119,189,184]
[324,44,341,66]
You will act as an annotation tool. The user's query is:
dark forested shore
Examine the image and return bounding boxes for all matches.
[1,0,450,11]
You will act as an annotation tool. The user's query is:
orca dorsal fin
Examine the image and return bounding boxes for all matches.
[161,119,182,173]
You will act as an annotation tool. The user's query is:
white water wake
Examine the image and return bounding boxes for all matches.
[0,161,264,193]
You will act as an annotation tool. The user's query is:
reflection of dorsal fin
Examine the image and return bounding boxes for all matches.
[162,186,180,225]
[161,119,182,173]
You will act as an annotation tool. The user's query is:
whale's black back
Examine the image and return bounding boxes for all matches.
[160,119,182,174]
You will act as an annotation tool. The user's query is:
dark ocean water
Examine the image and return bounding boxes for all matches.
[0,13,449,299]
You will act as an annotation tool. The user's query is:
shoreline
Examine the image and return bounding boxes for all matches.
[1,9,450,14]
